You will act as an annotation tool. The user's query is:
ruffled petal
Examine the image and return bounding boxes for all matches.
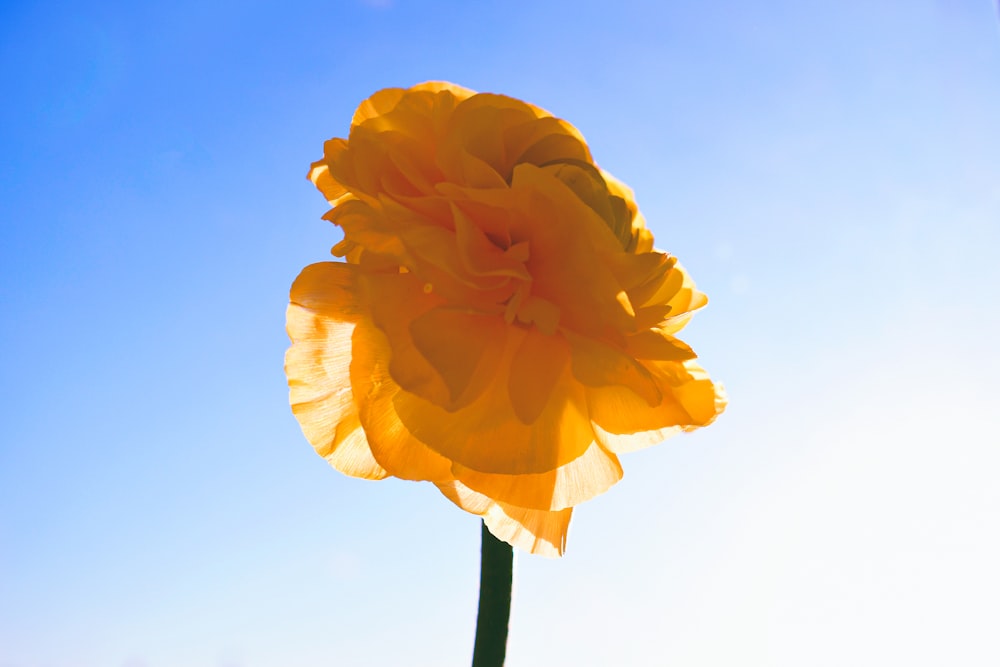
[588,360,727,454]
[624,328,697,361]
[349,318,454,482]
[507,164,637,337]
[393,327,594,475]
[435,480,572,557]
[351,87,407,127]
[362,271,451,408]
[453,440,622,511]
[485,503,571,558]
[631,261,708,335]
[452,204,531,281]
[507,327,570,424]
[286,263,387,479]
[308,139,351,206]
[409,307,507,405]
[566,331,661,406]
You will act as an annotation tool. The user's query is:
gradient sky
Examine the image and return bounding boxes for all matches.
[2,1,999,666]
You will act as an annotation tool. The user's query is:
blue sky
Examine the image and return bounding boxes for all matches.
[1,1,999,665]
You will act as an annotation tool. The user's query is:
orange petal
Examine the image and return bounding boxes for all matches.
[452,204,531,281]
[442,92,570,183]
[435,480,572,557]
[364,204,517,306]
[514,117,591,167]
[565,331,661,406]
[362,271,451,408]
[351,87,406,128]
[451,148,509,188]
[349,318,454,482]
[604,249,675,294]
[409,307,507,405]
[624,329,697,361]
[439,196,513,251]
[287,261,363,320]
[327,199,409,262]
[338,127,408,200]
[308,164,349,207]
[508,327,570,424]
[508,164,637,336]
[588,360,726,454]
[285,263,387,479]
[393,327,594,475]
[435,478,494,515]
[631,220,655,254]
[633,304,674,330]
[539,160,633,249]
[485,503,572,558]
[598,167,654,253]
[440,103,527,185]
[410,80,477,99]
[383,142,442,196]
[514,295,561,335]
[453,440,622,511]
[635,261,708,334]
[319,413,389,480]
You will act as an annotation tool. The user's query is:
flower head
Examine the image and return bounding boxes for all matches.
[286,82,726,556]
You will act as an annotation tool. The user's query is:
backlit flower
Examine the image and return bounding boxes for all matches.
[286,82,726,556]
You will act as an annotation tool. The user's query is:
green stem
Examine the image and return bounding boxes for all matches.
[471,520,513,667]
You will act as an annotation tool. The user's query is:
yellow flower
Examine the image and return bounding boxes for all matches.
[286,82,726,556]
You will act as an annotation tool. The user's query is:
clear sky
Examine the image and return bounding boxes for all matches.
[1,1,999,666]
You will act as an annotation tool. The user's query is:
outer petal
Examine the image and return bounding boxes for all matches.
[308,140,351,206]
[631,261,708,335]
[349,318,455,482]
[624,328,697,361]
[566,331,661,406]
[286,263,387,479]
[485,503,572,559]
[452,440,623,511]
[588,360,727,454]
[436,480,572,557]
[410,80,477,98]
[352,86,417,128]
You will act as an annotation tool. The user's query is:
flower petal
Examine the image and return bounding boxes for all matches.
[286,263,387,479]
[288,261,363,320]
[308,139,351,206]
[349,319,454,482]
[435,480,572,557]
[409,307,507,405]
[363,271,451,408]
[631,260,708,335]
[508,164,638,336]
[625,329,698,361]
[393,327,594,475]
[507,326,570,424]
[453,440,622,511]
[565,331,661,406]
[485,503,571,558]
[351,87,406,127]
[588,360,727,454]
[452,204,531,281]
